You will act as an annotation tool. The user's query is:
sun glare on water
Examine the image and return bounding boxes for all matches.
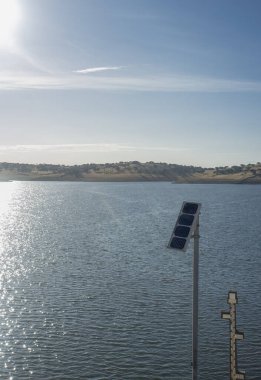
[0,0,21,48]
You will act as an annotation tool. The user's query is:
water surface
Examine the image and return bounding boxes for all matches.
[0,182,260,379]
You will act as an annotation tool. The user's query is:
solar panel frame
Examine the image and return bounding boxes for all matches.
[168,201,201,252]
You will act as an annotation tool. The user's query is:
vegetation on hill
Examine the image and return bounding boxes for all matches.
[0,161,260,183]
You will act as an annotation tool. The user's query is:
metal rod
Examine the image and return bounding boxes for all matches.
[192,217,200,380]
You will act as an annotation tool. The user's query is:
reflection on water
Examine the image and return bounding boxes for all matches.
[0,182,260,379]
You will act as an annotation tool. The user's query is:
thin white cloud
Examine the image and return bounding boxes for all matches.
[73,66,124,74]
[1,71,261,92]
[0,144,187,153]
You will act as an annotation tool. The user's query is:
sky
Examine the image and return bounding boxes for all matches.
[0,0,261,167]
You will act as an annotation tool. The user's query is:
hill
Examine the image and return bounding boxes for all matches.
[0,161,260,183]
[176,163,261,184]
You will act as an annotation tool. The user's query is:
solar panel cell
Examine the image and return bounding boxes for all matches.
[174,225,190,238]
[182,203,199,215]
[178,214,194,226]
[170,237,186,250]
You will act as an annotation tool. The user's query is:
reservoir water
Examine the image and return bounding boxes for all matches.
[0,181,260,379]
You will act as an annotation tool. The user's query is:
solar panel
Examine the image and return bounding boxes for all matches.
[168,201,201,252]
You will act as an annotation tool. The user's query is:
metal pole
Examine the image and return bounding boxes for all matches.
[192,217,199,380]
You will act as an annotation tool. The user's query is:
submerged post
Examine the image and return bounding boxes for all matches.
[221,291,245,380]
[192,219,199,380]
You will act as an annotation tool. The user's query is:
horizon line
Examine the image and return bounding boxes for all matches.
[0,160,259,168]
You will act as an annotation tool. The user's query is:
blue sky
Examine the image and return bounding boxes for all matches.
[0,0,261,166]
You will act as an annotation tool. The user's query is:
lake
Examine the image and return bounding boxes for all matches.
[0,181,260,379]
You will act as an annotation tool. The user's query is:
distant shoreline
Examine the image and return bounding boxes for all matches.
[0,161,260,184]
[1,176,261,184]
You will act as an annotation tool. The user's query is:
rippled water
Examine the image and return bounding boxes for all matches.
[0,181,260,379]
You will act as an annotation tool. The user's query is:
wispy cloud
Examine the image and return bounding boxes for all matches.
[0,144,187,153]
[1,71,261,93]
[73,66,124,74]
